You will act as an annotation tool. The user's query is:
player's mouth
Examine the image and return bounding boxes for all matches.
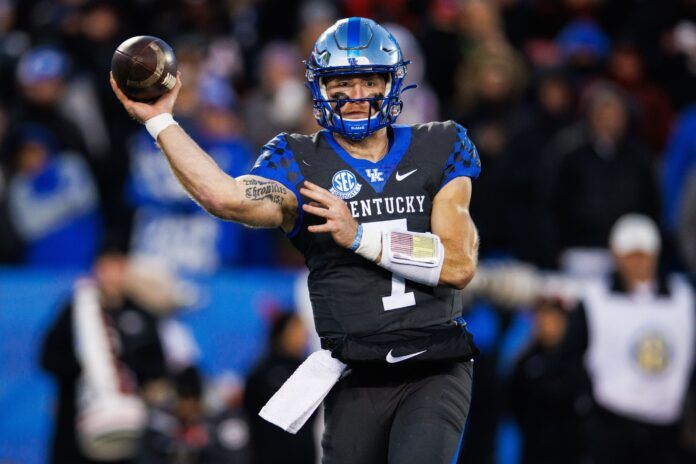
[342,110,369,119]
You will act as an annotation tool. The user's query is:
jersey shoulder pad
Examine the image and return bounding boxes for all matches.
[440,121,481,189]
[250,133,305,194]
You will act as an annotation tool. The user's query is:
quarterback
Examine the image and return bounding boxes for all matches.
[111,17,481,464]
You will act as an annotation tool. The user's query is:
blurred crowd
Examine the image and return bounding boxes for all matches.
[1,0,695,463]
[1,0,696,276]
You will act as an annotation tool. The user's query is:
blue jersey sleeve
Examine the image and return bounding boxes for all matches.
[249,133,305,236]
[440,123,482,189]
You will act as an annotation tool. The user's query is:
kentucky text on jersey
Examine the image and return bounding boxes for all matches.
[348,195,426,218]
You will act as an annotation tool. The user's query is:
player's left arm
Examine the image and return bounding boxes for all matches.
[430,176,478,289]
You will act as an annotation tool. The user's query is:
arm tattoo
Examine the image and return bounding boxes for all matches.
[242,178,287,205]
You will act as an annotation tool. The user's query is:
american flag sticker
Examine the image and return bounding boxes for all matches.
[390,232,437,264]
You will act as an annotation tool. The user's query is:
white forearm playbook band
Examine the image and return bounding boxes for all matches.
[354,226,444,287]
[145,113,178,140]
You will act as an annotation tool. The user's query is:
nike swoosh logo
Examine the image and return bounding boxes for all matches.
[386,349,427,363]
[395,169,417,181]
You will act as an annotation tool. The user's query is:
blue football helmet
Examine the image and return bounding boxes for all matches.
[305,17,411,140]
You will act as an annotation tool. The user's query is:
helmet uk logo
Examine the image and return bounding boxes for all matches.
[330,170,362,199]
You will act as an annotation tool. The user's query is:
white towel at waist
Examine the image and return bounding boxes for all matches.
[259,349,347,434]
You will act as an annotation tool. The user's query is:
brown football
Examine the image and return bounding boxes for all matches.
[111,36,177,102]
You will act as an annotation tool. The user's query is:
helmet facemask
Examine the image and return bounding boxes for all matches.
[314,73,398,140]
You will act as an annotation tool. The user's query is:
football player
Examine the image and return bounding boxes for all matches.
[111,17,481,464]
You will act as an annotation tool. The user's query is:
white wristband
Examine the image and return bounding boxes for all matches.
[145,113,178,141]
[355,225,382,262]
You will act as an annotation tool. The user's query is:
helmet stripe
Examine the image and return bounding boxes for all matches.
[347,17,361,50]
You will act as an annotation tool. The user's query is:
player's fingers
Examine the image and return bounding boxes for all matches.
[300,187,331,206]
[109,73,129,103]
[302,203,332,218]
[308,223,334,233]
[302,181,338,204]
[170,71,183,96]
[176,71,183,89]
[303,180,332,195]
[154,77,182,109]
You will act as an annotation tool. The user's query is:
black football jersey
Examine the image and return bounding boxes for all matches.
[251,121,481,338]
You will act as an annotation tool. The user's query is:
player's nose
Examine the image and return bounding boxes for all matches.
[349,82,367,99]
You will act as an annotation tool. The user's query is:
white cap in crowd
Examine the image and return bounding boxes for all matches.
[609,214,661,255]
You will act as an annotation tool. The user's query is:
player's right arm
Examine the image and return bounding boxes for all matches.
[110,73,298,232]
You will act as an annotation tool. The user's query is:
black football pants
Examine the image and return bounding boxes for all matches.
[321,360,473,464]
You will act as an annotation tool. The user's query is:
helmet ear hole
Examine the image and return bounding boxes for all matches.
[389,102,403,118]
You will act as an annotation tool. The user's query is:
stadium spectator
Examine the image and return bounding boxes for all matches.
[556,18,610,91]
[677,168,696,279]
[0,0,27,102]
[508,296,589,464]
[607,41,674,154]
[508,70,576,267]
[554,214,695,464]
[385,23,440,125]
[243,42,308,150]
[40,249,167,464]
[125,74,272,274]
[296,0,339,58]
[64,1,137,248]
[454,50,528,259]
[5,123,100,267]
[243,312,316,464]
[451,1,528,257]
[419,0,467,108]
[662,102,696,238]
[138,366,251,464]
[543,81,661,273]
[122,255,202,376]
[10,45,90,159]
[0,146,22,263]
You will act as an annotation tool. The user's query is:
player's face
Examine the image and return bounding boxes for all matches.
[324,74,387,120]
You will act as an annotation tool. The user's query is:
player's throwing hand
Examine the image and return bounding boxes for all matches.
[300,180,359,249]
[109,71,182,123]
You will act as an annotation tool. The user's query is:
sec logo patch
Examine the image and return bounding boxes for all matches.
[330,170,362,199]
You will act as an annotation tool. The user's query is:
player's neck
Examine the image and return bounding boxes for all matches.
[334,127,389,163]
